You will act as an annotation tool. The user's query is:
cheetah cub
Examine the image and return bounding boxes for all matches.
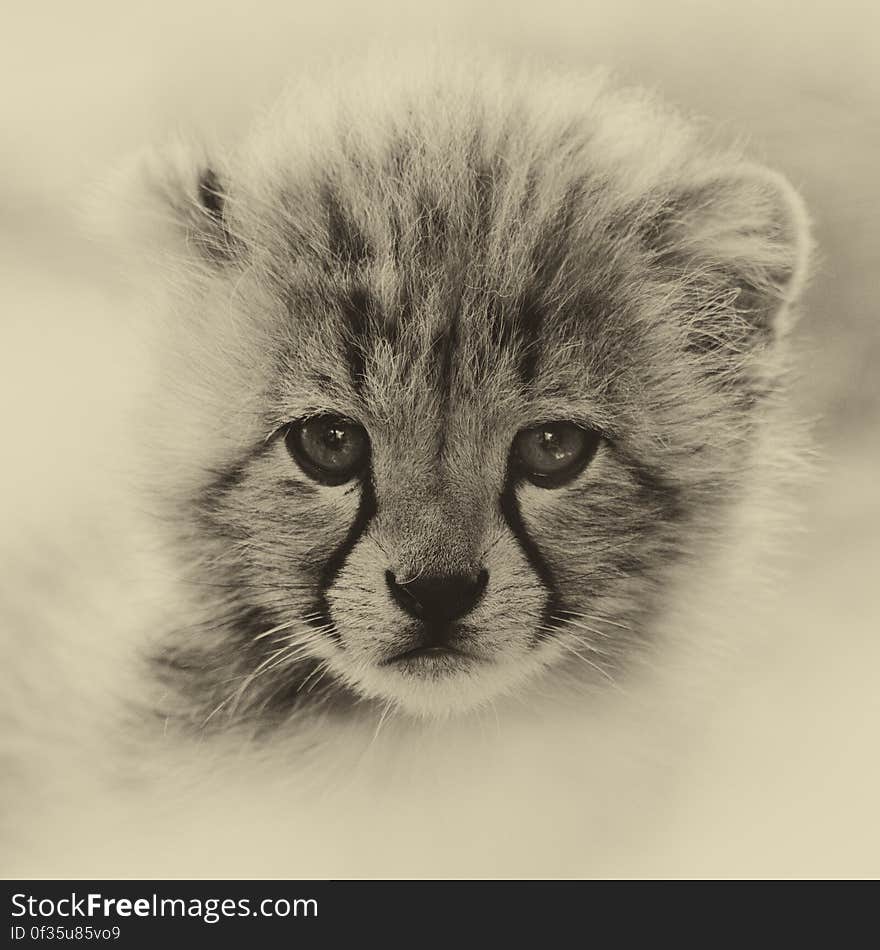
[109,59,811,732]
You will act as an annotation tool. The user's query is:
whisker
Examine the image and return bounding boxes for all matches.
[393,562,429,585]
[298,660,330,693]
[226,641,311,715]
[538,623,614,659]
[270,622,336,645]
[200,694,235,728]
[251,618,311,643]
[369,698,396,748]
[554,639,617,685]
[562,610,633,633]
[306,665,331,695]
[553,614,616,640]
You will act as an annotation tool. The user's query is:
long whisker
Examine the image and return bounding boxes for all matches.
[552,614,615,640]
[546,623,614,658]
[369,698,396,747]
[545,618,617,656]
[270,627,333,646]
[538,624,621,686]
[205,620,337,726]
[251,618,311,643]
[554,639,617,685]
[563,610,633,633]
[298,660,331,694]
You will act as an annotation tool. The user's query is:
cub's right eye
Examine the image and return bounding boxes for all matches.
[284,414,370,486]
[511,421,602,488]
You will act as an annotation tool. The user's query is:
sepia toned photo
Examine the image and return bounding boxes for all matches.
[2,0,878,884]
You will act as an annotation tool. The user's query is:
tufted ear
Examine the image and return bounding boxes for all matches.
[650,162,812,343]
[86,143,237,270]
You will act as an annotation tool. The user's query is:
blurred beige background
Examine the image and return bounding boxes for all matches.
[1,0,878,876]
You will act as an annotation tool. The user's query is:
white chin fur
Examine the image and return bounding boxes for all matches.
[333,647,557,720]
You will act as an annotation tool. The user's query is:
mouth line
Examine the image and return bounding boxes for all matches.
[379,644,475,666]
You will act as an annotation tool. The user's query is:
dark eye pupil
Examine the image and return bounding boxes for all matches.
[513,421,600,488]
[285,415,369,485]
[323,425,346,448]
[539,431,569,458]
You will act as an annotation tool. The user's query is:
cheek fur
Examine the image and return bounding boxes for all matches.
[517,449,686,618]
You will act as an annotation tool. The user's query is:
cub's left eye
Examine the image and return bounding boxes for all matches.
[512,421,601,488]
[284,414,370,485]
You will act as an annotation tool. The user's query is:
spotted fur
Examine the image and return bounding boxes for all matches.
[115,58,811,726]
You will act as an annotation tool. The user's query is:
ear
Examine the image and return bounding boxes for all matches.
[651,162,812,343]
[86,142,237,271]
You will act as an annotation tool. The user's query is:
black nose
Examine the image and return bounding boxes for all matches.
[385,569,488,626]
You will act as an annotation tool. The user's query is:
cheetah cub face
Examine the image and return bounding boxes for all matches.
[116,65,810,724]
